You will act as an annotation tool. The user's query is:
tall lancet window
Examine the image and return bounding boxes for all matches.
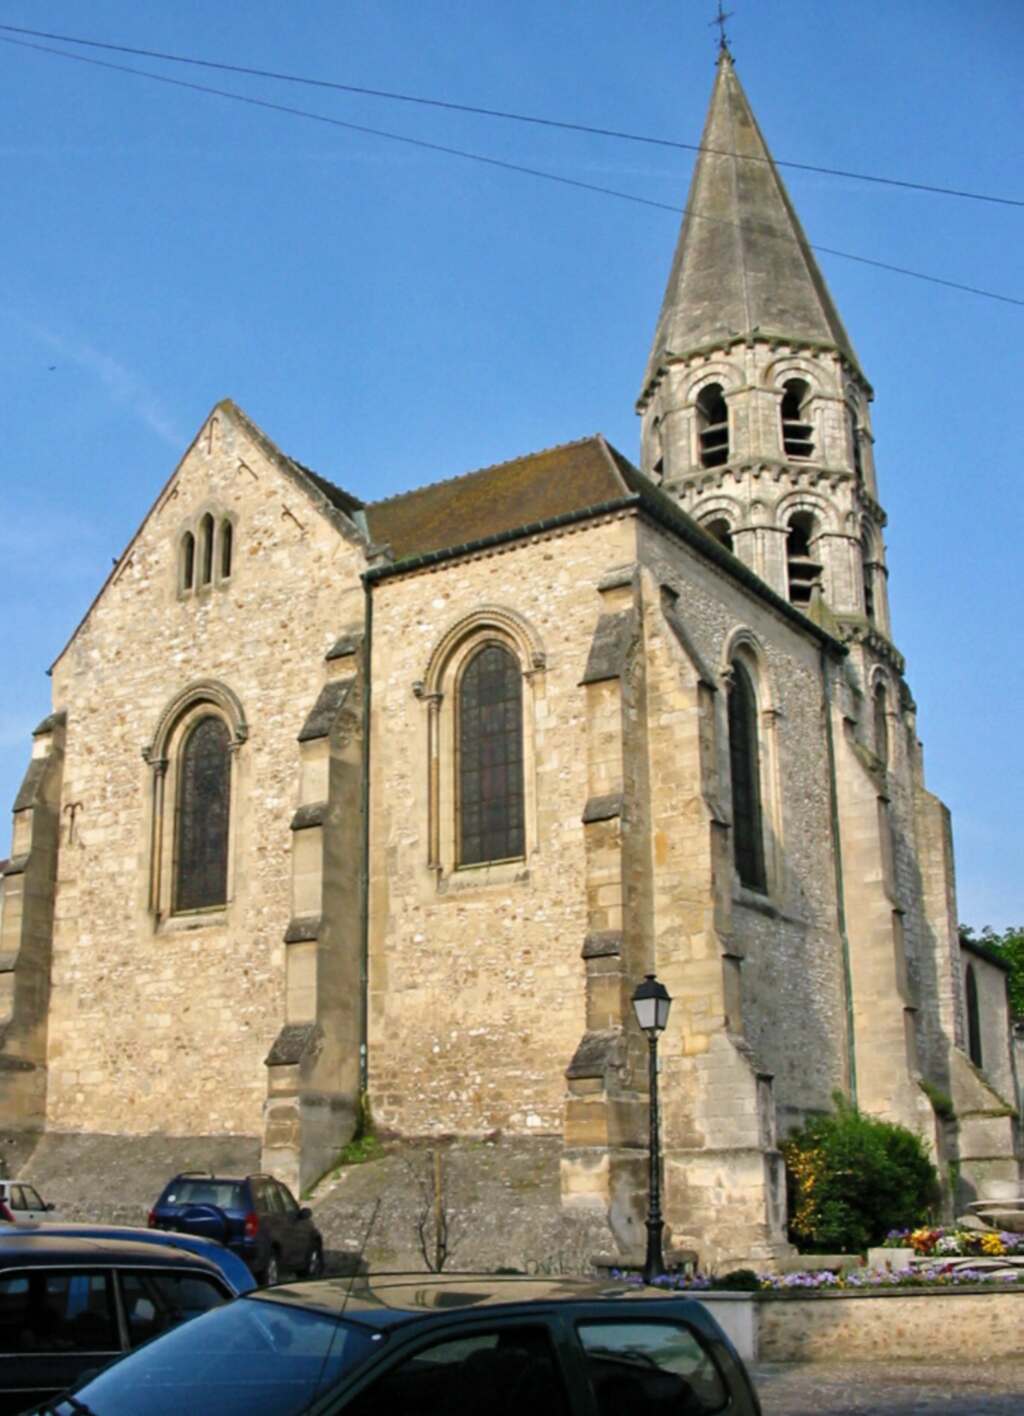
[697,383,729,468]
[862,535,876,623]
[781,379,814,459]
[175,715,231,911]
[965,964,983,1068]
[873,682,889,767]
[727,661,767,893]
[457,643,524,866]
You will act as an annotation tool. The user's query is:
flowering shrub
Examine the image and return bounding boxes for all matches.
[781,1096,939,1252]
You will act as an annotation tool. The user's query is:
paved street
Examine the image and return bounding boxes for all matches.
[752,1361,1024,1414]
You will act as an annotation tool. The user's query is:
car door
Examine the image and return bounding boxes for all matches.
[275,1180,309,1269]
[15,1185,51,1223]
[0,1268,123,1413]
[118,1268,232,1348]
[335,1320,573,1416]
[575,1316,740,1415]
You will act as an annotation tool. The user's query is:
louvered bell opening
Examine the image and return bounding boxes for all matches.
[782,421,814,458]
[787,556,822,605]
[699,423,729,468]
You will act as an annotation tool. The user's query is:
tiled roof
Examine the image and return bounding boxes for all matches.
[365,436,630,562]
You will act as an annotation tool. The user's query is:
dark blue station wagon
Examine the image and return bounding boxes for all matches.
[39,1272,763,1416]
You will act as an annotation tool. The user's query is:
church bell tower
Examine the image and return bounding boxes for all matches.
[637,48,891,646]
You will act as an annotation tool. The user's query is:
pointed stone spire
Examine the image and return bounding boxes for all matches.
[641,51,861,399]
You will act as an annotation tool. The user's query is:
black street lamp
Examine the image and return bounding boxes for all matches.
[631,973,672,1284]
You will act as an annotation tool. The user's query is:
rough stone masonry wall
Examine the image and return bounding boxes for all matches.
[44,409,367,1138]
[636,520,847,1131]
[367,514,639,1137]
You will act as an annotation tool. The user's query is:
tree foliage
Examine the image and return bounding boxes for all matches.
[781,1094,939,1254]
[960,924,1024,1017]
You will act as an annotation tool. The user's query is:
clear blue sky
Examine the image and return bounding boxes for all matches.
[1,2,1020,929]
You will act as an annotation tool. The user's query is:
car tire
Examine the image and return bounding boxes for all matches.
[263,1250,280,1287]
[300,1241,324,1279]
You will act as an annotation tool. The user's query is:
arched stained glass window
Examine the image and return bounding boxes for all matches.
[175,715,231,911]
[966,964,983,1068]
[728,660,767,893]
[457,643,524,866]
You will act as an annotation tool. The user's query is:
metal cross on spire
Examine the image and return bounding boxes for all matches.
[710,0,734,54]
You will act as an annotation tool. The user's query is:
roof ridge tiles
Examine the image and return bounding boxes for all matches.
[365,433,607,508]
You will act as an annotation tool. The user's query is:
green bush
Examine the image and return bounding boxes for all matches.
[781,1094,939,1253]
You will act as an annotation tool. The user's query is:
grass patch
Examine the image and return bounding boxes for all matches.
[336,1133,385,1167]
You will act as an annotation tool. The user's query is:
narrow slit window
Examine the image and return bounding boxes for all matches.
[457,643,524,866]
[199,513,215,586]
[697,383,729,468]
[850,409,864,481]
[966,964,983,1068]
[174,715,231,912]
[728,660,767,893]
[862,536,876,622]
[220,520,233,580]
[781,379,814,458]
[181,532,195,591]
[873,682,889,766]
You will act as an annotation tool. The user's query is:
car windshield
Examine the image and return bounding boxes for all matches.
[162,1180,245,1209]
[47,1295,383,1415]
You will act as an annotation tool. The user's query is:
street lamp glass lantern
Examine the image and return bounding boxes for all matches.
[632,973,672,1034]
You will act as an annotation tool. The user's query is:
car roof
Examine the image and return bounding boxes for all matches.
[254,1272,699,1328]
[0,1232,227,1273]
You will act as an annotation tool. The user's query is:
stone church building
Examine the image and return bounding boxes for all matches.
[2,53,1019,1267]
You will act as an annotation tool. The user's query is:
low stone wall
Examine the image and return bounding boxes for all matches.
[755,1288,1024,1361]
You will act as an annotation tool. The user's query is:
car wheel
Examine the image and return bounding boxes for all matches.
[301,1241,324,1279]
[263,1250,280,1287]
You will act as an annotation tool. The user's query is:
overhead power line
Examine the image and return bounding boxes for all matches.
[2,33,1020,310]
[0,20,1020,211]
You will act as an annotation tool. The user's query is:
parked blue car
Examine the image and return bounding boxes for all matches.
[148,1171,323,1285]
[11,1220,255,1295]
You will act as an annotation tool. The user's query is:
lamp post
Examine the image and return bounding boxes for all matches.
[631,972,672,1284]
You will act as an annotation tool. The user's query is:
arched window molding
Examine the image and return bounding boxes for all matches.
[143,680,247,921]
[418,608,542,878]
[965,964,983,1068]
[720,631,782,897]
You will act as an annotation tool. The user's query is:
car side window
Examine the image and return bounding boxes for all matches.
[252,1180,272,1214]
[344,1324,569,1416]
[121,1270,229,1347]
[277,1182,299,1217]
[577,1320,729,1416]
[22,1186,44,1210]
[9,1187,26,1212]
[0,1271,119,1354]
[263,1183,285,1216]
